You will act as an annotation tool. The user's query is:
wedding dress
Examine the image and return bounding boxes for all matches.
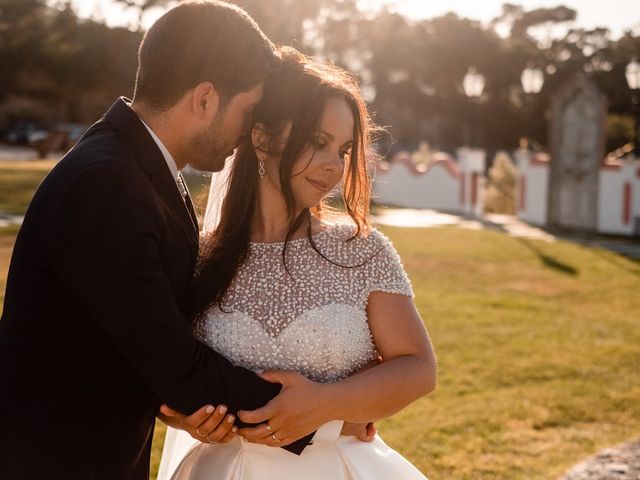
[157,223,428,480]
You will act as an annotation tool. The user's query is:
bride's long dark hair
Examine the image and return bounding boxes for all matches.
[189,47,376,320]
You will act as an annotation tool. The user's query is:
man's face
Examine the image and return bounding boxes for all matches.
[189,83,263,172]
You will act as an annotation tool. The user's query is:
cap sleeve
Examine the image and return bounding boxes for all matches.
[364,228,413,298]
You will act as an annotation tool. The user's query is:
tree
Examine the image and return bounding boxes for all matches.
[0,0,51,101]
[2,0,640,153]
[111,0,171,30]
[484,151,517,214]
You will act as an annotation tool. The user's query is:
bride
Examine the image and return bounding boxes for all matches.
[158,47,436,480]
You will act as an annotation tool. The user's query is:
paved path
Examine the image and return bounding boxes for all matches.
[0,144,63,161]
[374,208,556,242]
[0,214,24,228]
[0,145,40,161]
[558,439,640,480]
[373,208,640,260]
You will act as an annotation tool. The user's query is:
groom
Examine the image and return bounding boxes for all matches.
[0,2,320,478]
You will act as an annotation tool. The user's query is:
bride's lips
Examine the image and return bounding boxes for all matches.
[306,177,331,192]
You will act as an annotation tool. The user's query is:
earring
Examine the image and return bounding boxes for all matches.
[258,160,265,179]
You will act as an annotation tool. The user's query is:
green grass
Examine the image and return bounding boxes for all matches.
[1,161,639,479]
[0,160,211,218]
[375,227,640,479]
[0,160,58,214]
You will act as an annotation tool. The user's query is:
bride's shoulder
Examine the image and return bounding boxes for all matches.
[320,222,412,294]
[320,222,394,253]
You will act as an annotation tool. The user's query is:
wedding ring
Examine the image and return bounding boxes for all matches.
[266,422,273,433]
[271,433,281,443]
[206,433,217,445]
[196,427,206,438]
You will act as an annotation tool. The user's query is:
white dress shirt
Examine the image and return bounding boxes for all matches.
[130,106,189,200]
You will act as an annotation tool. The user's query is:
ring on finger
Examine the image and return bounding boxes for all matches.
[206,433,217,445]
[271,433,281,443]
[266,422,273,434]
[196,427,206,438]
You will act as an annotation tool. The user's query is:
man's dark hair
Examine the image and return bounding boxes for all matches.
[133,0,278,110]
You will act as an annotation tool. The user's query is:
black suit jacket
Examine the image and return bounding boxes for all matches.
[0,98,311,479]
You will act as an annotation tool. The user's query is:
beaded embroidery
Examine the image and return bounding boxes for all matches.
[195,224,413,383]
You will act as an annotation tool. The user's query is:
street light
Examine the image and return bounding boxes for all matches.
[625,59,640,158]
[463,66,485,98]
[462,67,485,146]
[520,65,545,149]
[521,66,545,94]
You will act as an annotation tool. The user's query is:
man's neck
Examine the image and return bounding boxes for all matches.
[130,101,187,170]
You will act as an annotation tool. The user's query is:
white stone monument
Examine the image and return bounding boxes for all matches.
[548,74,607,232]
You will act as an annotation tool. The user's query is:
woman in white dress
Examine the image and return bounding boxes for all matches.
[158,47,436,480]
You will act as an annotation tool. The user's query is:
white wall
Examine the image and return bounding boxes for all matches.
[373,149,486,215]
[514,149,550,226]
[515,148,640,236]
[458,148,485,217]
[598,158,640,235]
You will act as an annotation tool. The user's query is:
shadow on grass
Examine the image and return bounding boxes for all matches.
[516,237,579,276]
[589,245,640,278]
[472,216,580,276]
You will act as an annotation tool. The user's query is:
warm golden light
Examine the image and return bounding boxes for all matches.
[73,0,640,38]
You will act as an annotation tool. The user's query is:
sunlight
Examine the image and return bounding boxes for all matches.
[358,0,638,38]
[70,0,640,38]
[71,0,173,29]
[357,0,495,22]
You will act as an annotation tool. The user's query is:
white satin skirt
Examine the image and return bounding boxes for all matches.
[157,421,427,480]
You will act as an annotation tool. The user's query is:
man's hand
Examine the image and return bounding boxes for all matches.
[159,404,238,444]
[237,370,331,447]
[340,421,377,442]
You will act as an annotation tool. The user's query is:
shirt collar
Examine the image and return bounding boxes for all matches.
[130,106,180,181]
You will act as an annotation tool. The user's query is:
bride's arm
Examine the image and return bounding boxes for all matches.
[238,292,436,444]
[327,291,436,422]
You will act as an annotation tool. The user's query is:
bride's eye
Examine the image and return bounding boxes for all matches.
[309,136,327,150]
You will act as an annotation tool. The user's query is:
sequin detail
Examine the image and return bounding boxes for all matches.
[195,224,413,383]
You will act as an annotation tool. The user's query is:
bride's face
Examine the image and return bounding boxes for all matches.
[263,96,354,210]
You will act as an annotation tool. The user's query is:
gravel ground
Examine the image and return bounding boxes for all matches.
[559,440,640,480]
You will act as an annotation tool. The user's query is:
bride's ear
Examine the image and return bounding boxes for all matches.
[251,123,269,161]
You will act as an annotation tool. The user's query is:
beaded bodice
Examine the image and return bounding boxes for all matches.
[194,224,412,383]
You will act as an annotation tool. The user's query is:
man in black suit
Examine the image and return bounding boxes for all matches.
[0,2,319,478]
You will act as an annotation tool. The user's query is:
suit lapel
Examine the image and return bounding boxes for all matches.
[103,98,199,255]
[184,192,198,230]
[177,172,199,236]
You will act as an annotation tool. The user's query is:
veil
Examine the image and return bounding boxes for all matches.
[156,154,236,480]
[202,153,236,234]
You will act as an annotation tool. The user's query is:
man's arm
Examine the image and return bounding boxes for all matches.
[49,163,313,452]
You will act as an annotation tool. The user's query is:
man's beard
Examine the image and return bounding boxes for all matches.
[190,109,230,172]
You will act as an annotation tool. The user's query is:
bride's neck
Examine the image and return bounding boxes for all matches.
[252,184,305,243]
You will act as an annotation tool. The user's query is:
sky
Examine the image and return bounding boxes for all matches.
[72,0,640,39]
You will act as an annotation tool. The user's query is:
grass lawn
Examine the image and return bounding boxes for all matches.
[0,159,212,217]
[1,161,639,479]
[0,160,58,214]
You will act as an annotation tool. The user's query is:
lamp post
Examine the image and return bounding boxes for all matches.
[625,59,640,159]
[462,66,485,146]
[520,65,545,149]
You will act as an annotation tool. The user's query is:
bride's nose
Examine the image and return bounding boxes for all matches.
[323,150,343,173]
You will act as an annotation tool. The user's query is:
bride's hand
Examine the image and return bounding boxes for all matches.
[236,370,332,447]
[340,421,377,442]
[159,403,238,444]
